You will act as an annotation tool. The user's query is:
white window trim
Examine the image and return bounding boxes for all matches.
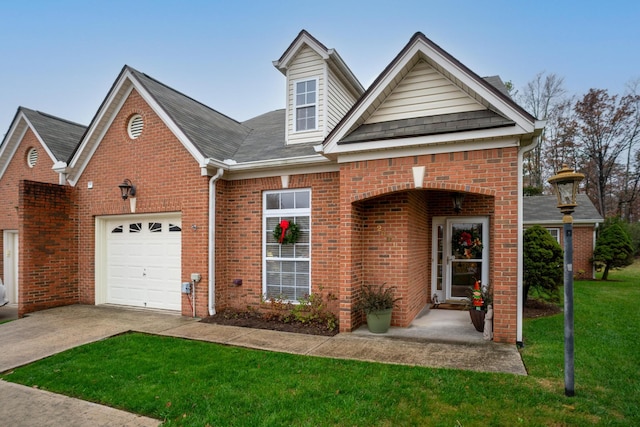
[546,227,561,244]
[262,189,312,302]
[293,77,318,133]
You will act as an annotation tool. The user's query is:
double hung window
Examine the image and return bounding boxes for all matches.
[295,79,316,131]
[263,189,311,301]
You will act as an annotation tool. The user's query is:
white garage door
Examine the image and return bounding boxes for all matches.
[105,216,181,311]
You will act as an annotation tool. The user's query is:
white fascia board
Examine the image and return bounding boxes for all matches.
[335,137,519,164]
[0,118,28,180]
[199,158,229,176]
[327,126,524,157]
[523,220,603,226]
[225,157,339,181]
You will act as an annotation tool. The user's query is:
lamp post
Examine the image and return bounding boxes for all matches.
[547,164,584,397]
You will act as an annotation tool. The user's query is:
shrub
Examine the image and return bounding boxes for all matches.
[593,220,634,280]
[523,225,563,304]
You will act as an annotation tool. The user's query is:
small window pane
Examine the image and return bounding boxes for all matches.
[111,225,123,233]
[295,191,310,208]
[266,194,279,210]
[129,223,142,233]
[169,224,182,232]
[149,222,162,233]
[307,80,315,91]
[281,192,295,209]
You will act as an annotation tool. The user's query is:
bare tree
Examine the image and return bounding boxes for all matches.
[519,72,567,189]
[573,89,639,216]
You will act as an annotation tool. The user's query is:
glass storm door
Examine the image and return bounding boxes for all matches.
[445,218,488,301]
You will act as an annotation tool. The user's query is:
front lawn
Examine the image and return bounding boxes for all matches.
[2,264,639,426]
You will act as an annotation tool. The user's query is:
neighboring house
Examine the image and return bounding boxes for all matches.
[0,107,86,306]
[3,30,544,344]
[523,194,604,279]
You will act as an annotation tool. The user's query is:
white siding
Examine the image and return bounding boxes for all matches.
[365,60,484,124]
[327,67,358,133]
[287,46,325,144]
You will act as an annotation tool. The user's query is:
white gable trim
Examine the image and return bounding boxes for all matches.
[323,36,538,156]
[273,33,330,73]
[335,137,520,164]
[66,68,206,186]
[0,112,58,180]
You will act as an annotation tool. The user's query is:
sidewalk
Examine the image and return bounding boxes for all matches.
[0,305,526,426]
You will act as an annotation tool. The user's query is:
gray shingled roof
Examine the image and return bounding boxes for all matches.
[340,110,515,144]
[129,67,251,160]
[483,75,512,98]
[523,195,603,223]
[20,107,86,161]
[235,110,317,162]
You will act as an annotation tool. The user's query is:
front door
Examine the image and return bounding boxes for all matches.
[2,231,18,304]
[445,218,488,301]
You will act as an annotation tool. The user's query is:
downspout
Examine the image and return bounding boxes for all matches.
[208,168,224,316]
[517,134,541,346]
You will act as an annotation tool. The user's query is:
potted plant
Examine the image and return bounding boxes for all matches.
[355,283,401,333]
[465,280,493,332]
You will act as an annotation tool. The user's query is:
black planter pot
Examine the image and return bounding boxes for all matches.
[469,309,486,332]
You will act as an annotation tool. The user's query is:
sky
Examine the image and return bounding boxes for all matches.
[1,0,639,134]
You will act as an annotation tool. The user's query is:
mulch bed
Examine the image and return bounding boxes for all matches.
[200,299,561,337]
[524,298,562,318]
[200,307,339,336]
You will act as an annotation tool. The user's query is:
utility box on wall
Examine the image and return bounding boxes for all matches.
[181,282,191,294]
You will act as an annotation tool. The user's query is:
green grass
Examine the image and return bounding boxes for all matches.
[2,265,640,426]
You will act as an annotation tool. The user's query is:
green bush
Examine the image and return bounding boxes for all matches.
[593,220,634,280]
[523,225,563,304]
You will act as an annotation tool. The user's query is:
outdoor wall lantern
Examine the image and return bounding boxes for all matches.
[452,192,465,213]
[118,179,136,200]
[547,164,584,398]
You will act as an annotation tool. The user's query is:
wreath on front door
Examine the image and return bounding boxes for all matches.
[273,219,300,245]
[452,228,483,259]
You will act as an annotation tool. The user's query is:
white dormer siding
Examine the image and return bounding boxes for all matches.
[327,67,358,130]
[287,46,325,144]
[365,60,484,124]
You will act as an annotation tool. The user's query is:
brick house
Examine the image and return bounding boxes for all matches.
[1,31,544,344]
[524,194,604,279]
[0,107,85,306]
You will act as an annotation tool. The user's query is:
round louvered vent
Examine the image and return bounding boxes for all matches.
[27,147,38,168]
[127,114,144,139]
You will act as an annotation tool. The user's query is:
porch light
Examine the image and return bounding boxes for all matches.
[118,179,136,200]
[547,164,584,398]
[452,192,464,213]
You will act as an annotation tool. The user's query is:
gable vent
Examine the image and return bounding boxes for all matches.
[127,114,144,139]
[27,147,38,168]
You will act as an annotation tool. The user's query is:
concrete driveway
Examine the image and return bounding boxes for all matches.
[0,304,526,426]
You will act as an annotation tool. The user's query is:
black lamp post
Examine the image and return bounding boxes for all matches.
[547,164,584,397]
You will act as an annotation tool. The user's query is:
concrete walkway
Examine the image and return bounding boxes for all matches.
[0,304,527,426]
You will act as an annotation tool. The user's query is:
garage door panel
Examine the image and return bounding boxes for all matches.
[105,215,181,311]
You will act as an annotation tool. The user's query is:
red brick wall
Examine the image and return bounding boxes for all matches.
[339,148,520,343]
[215,173,341,317]
[74,89,211,316]
[18,181,78,316]
[560,225,596,279]
[0,128,61,279]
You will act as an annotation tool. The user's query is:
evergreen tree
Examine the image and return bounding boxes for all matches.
[593,222,634,280]
[523,225,563,304]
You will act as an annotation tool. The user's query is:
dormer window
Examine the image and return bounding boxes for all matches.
[295,79,317,131]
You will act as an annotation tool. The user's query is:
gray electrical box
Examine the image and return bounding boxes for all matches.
[181,282,191,294]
